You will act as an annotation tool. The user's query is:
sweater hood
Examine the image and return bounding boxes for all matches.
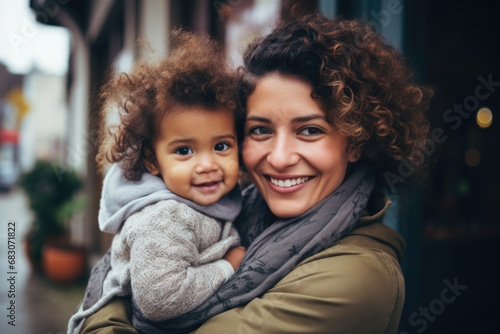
[98,164,242,234]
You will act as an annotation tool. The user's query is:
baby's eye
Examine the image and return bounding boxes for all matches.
[214,142,230,151]
[175,147,193,155]
[249,126,272,135]
[299,127,324,136]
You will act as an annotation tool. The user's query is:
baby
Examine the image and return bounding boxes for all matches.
[68,30,245,333]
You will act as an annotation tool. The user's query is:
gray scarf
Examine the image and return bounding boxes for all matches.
[132,162,375,333]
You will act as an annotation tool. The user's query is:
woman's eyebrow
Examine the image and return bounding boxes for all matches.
[246,114,326,123]
[246,116,270,123]
[292,114,327,123]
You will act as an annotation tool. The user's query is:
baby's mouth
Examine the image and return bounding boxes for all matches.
[193,180,223,188]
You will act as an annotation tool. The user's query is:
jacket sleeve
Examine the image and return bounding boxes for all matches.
[80,297,138,334]
[194,243,405,334]
[78,242,403,334]
[124,201,237,321]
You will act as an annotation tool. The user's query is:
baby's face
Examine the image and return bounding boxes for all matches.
[148,106,239,206]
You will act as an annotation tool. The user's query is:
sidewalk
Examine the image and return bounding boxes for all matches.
[0,188,86,334]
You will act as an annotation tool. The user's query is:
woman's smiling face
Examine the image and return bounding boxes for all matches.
[242,74,359,218]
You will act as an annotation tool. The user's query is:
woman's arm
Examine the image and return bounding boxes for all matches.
[79,221,403,334]
[80,298,138,334]
[79,244,402,334]
[195,241,405,334]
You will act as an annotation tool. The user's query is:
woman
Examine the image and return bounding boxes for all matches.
[79,13,431,334]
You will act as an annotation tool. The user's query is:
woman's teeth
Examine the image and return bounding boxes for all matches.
[270,177,309,188]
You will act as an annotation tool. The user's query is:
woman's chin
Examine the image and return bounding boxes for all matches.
[267,201,311,219]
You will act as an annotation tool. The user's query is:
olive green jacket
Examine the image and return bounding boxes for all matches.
[80,196,405,334]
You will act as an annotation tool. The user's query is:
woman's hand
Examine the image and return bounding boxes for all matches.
[223,246,246,271]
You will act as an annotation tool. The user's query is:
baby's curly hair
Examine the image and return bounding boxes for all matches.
[97,30,241,180]
[240,14,432,184]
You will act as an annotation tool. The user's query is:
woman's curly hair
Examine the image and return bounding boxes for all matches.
[240,14,432,184]
[97,30,241,180]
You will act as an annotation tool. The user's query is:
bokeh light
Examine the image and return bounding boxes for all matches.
[476,107,493,128]
[464,148,481,167]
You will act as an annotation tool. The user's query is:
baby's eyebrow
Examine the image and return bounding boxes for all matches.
[166,134,236,147]
[167,138,194,147]
[214,134,237,141]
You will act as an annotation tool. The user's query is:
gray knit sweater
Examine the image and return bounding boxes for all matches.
[67,164,242,333]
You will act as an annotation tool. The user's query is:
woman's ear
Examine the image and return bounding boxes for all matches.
[144,148,160,175]
[347,146,362,163]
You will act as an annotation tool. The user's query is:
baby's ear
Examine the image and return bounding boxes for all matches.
[144,148,160,175]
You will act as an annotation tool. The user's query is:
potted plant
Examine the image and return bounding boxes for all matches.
[19,159,87,283]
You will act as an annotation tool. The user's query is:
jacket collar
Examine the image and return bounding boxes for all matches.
[350,191,405,262]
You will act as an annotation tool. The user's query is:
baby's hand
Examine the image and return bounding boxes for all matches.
[223,246,246,271]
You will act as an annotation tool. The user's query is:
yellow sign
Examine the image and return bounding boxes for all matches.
[6,87,30,127]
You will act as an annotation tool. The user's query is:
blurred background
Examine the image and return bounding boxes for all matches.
[0,0,498,333]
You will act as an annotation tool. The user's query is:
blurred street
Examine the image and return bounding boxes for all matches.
[0,188,85,334]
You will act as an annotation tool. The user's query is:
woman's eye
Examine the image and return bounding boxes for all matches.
[175,147,193,155]
[214,142,230,151]
[249,126,272,135]
[299,127,324,136]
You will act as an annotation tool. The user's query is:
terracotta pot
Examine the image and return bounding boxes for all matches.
[42,243,87,283]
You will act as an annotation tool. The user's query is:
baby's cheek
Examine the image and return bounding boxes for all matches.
[163,166,191,195]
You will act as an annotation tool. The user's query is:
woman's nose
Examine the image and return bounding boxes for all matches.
[195,154,219,174]
[266,134,299,169]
